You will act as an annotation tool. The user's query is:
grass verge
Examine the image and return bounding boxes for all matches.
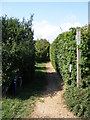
[2,62,47,118]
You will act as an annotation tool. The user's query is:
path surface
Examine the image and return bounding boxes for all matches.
[30,62,76,118]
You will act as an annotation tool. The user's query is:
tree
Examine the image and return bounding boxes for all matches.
[35,39,50,62]
[2,15,35,94]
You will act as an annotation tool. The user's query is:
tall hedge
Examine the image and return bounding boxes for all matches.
[2,15,35,93]
[50,26,90,118]
[50,26,90,87]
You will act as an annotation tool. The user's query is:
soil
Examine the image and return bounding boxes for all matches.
[30,62,76,118]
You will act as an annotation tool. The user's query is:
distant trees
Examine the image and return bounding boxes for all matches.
[35,39,50,62]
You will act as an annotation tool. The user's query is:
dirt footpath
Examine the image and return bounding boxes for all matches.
[30,62,76,118]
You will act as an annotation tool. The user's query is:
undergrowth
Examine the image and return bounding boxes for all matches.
[2,62,47,118]
[64,86,90,118]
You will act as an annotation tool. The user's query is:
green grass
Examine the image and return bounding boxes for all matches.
[2,62,47,118]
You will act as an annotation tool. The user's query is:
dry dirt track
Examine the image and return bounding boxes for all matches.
[30,62,76,118]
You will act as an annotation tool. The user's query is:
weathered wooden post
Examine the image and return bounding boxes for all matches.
[76,28,81,87]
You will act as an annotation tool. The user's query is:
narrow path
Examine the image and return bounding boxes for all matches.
[30,62,76,118]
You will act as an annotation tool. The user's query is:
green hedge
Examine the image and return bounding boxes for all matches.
[2,15,35,93]
[50,26,90,87]
[50,26,90,118]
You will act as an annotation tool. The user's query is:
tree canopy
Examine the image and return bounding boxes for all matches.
[35,39,50,62]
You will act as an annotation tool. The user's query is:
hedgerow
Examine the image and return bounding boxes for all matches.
[2,15,35,94]
[50,26,90,117]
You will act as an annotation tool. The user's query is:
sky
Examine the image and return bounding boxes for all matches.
[1,2,89,43]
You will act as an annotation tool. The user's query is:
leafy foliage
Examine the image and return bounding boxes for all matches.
[35,39,50,62]
[64,86,90,118]
[50,26,90,87]
[2,15,35,93]
[50,25,90,118]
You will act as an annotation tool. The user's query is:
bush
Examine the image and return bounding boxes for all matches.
[2,15,35,94]
[64,86,90,118]
[35,39,50,62]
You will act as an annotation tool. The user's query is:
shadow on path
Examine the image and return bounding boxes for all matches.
[35,62,64,97]
[44,72,64,97]
[30,62,76,118]
[5,62,63,101]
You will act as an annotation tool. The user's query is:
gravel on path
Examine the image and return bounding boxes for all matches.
[30,62,76,118]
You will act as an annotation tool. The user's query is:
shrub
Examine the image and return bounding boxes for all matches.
[64,86,90,118]
[2,15,35,94]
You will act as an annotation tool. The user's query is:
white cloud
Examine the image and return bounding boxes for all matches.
[33,20,60,43]
[33,20,82,44]
[60,22,81,32]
